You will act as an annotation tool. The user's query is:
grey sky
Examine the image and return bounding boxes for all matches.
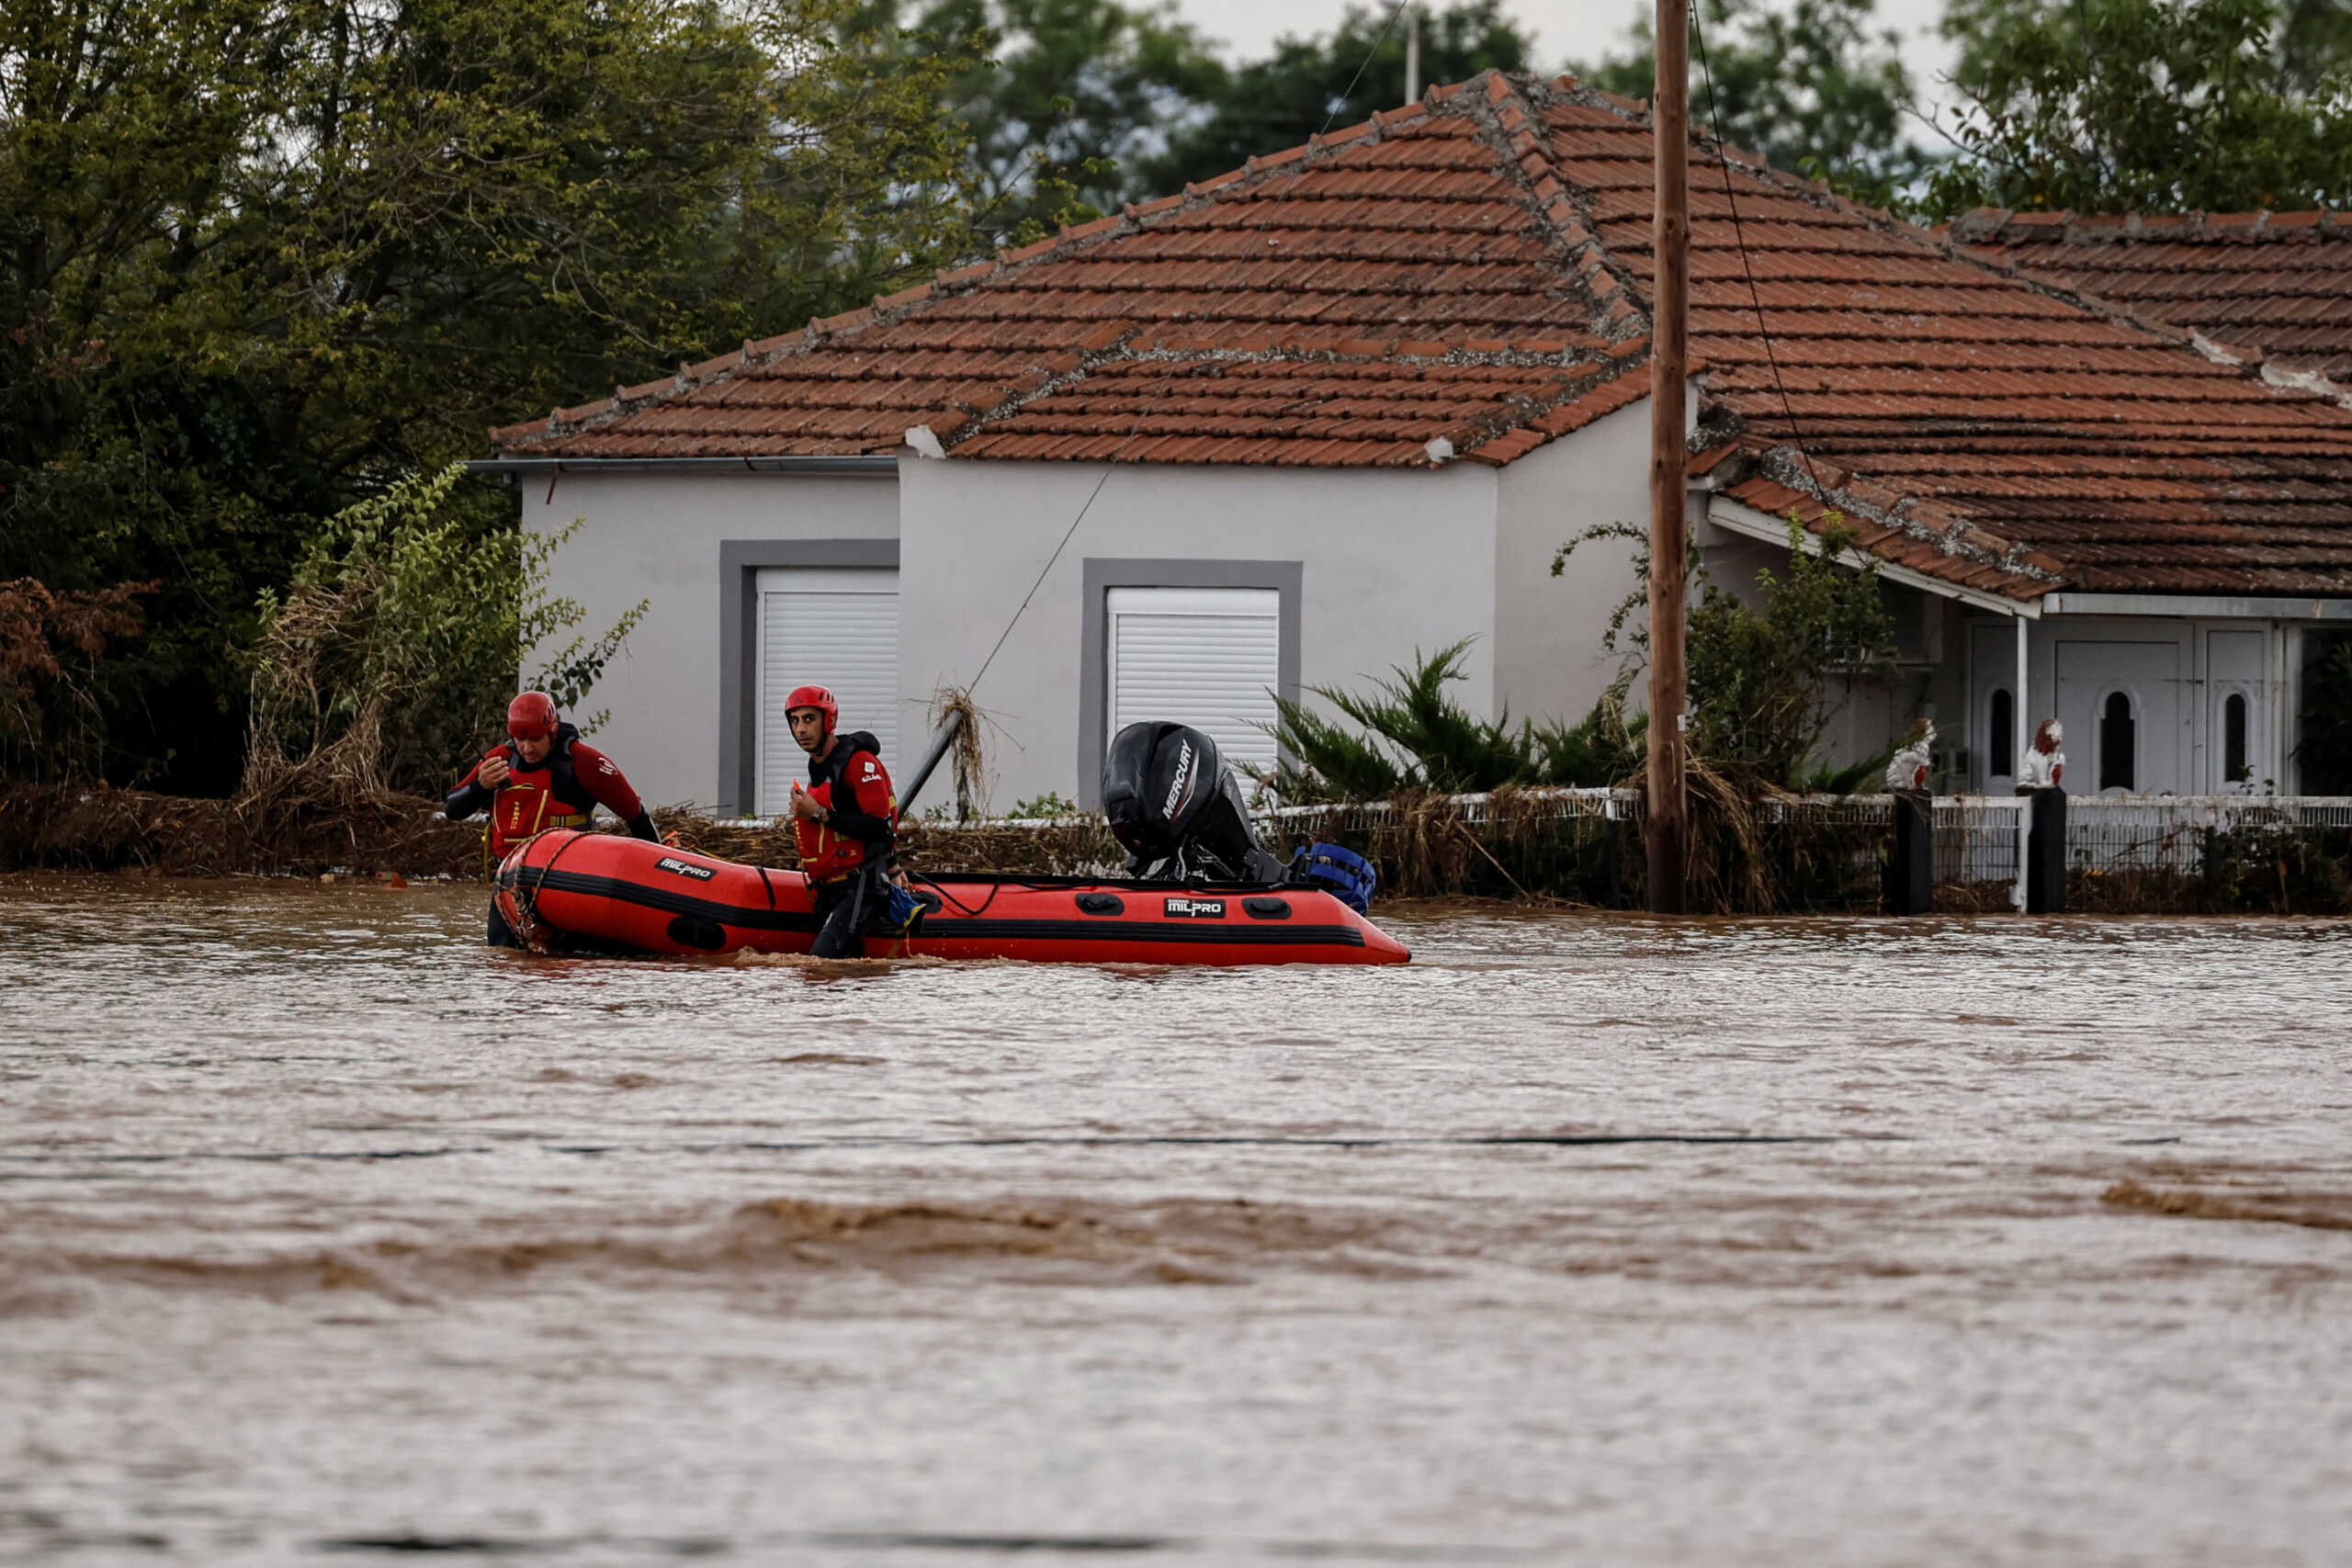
[1169,0,1966,120]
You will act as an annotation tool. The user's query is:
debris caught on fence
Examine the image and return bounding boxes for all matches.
[6,782,2348,915]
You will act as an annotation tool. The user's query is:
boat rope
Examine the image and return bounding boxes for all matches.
[907,867,1007,919]
[505,826,594,948]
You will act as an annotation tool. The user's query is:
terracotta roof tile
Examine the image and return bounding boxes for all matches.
[492,73,2352,601]
[1959,206,2352,381]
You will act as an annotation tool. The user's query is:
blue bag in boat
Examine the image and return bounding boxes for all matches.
[882,879,922,935]
[1293,841,1377,914]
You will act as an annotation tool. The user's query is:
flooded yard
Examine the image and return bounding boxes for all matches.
[3,875,2349,1565]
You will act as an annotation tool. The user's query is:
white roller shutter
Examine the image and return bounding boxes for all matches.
[1106,586,1280,775]
[755,569,899,818]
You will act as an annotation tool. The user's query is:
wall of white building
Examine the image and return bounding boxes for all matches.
[519,468,899,809]
[897,457,1502,812]
[1491,399,1652,728]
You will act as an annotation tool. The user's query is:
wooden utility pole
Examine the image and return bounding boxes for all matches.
[1646,0,1690,914]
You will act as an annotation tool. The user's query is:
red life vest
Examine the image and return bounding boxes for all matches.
[487,771,593,858]
[793,740,896,881]
[457,726,642,859]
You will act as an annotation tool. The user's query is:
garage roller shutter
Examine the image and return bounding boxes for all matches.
[756,569,899,818]
[1106,587,1280,775]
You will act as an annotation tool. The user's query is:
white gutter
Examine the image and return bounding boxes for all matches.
[2041,592,2352,620]
[1705,495,2045,618]
[465,456,899,478]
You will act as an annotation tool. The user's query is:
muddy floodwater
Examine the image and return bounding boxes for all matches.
[4,876,2350,1567]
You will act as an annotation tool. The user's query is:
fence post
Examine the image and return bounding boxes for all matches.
[1885,790,1933,915]
[2010,796,2030,912]
[2026,788,2067,914]
[1604,806,1624,909]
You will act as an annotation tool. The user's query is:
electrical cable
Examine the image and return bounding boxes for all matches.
[1687,0,1827,497]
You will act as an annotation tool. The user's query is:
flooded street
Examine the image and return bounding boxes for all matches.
[4,875,2349,1566]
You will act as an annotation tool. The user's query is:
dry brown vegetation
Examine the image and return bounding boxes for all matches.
[8,778,2349,919]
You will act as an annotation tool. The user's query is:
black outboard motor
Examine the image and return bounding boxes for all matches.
[1102,721,1287,884]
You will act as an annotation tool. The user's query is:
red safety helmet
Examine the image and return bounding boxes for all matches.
[784,684,838,738]
[506,691,560,740]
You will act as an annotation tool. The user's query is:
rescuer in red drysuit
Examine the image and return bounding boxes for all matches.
[784,684,898,959]
[447,692,661,947]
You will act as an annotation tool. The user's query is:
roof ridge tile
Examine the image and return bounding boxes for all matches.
[1453,73,1649,343]
[1749,445,2066,595]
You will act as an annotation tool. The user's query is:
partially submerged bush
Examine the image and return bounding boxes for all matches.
[243,463,645,801]
[1254,637,1645,804]
[1005,791,1080,819]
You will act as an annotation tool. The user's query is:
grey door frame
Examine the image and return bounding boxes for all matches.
[717,538,899,815]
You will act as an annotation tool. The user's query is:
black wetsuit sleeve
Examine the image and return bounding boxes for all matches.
[826,806,892,844]
[445,771,495,821]
[628,809,659,843]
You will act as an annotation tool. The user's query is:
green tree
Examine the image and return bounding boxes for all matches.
[2,0,979,791]
[1555,517,1898,790]
[858,0,1225,239]
[1144,2,1534,196]
[1579,0,1931,211]
[2275,0,2352,92]
[1923,0,2352,218]
[1682,525,1898,787]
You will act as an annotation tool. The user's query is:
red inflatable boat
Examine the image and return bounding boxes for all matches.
[492,830,1409,965]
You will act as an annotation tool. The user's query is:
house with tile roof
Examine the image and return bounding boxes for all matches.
[479,72,2352,815]
[1954,207,2352,390]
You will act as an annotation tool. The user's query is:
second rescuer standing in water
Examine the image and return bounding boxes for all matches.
[785,684,898,958]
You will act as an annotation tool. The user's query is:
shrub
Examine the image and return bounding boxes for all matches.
[0,579,154,782]
[1555,514,1899,790]
[1005,790,1080,819]
[243,463,645,800]
[1256,638,1645,804]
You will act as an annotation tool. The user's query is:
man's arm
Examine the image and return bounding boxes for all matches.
[445,757,495,821]
[571,743,660,841]
[824,750,896,844]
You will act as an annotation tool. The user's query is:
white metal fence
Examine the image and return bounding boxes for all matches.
[903,787,2352,908]
[2058,795,2352,876]
[1267,789,2352,908]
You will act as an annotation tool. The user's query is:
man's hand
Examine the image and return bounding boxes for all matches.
[788,784,824,821]
[479,753,511,789]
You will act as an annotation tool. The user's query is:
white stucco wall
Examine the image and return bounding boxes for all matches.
[1492,399,1653,728]
[897,457,1502,811]
[520,469,898,808]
